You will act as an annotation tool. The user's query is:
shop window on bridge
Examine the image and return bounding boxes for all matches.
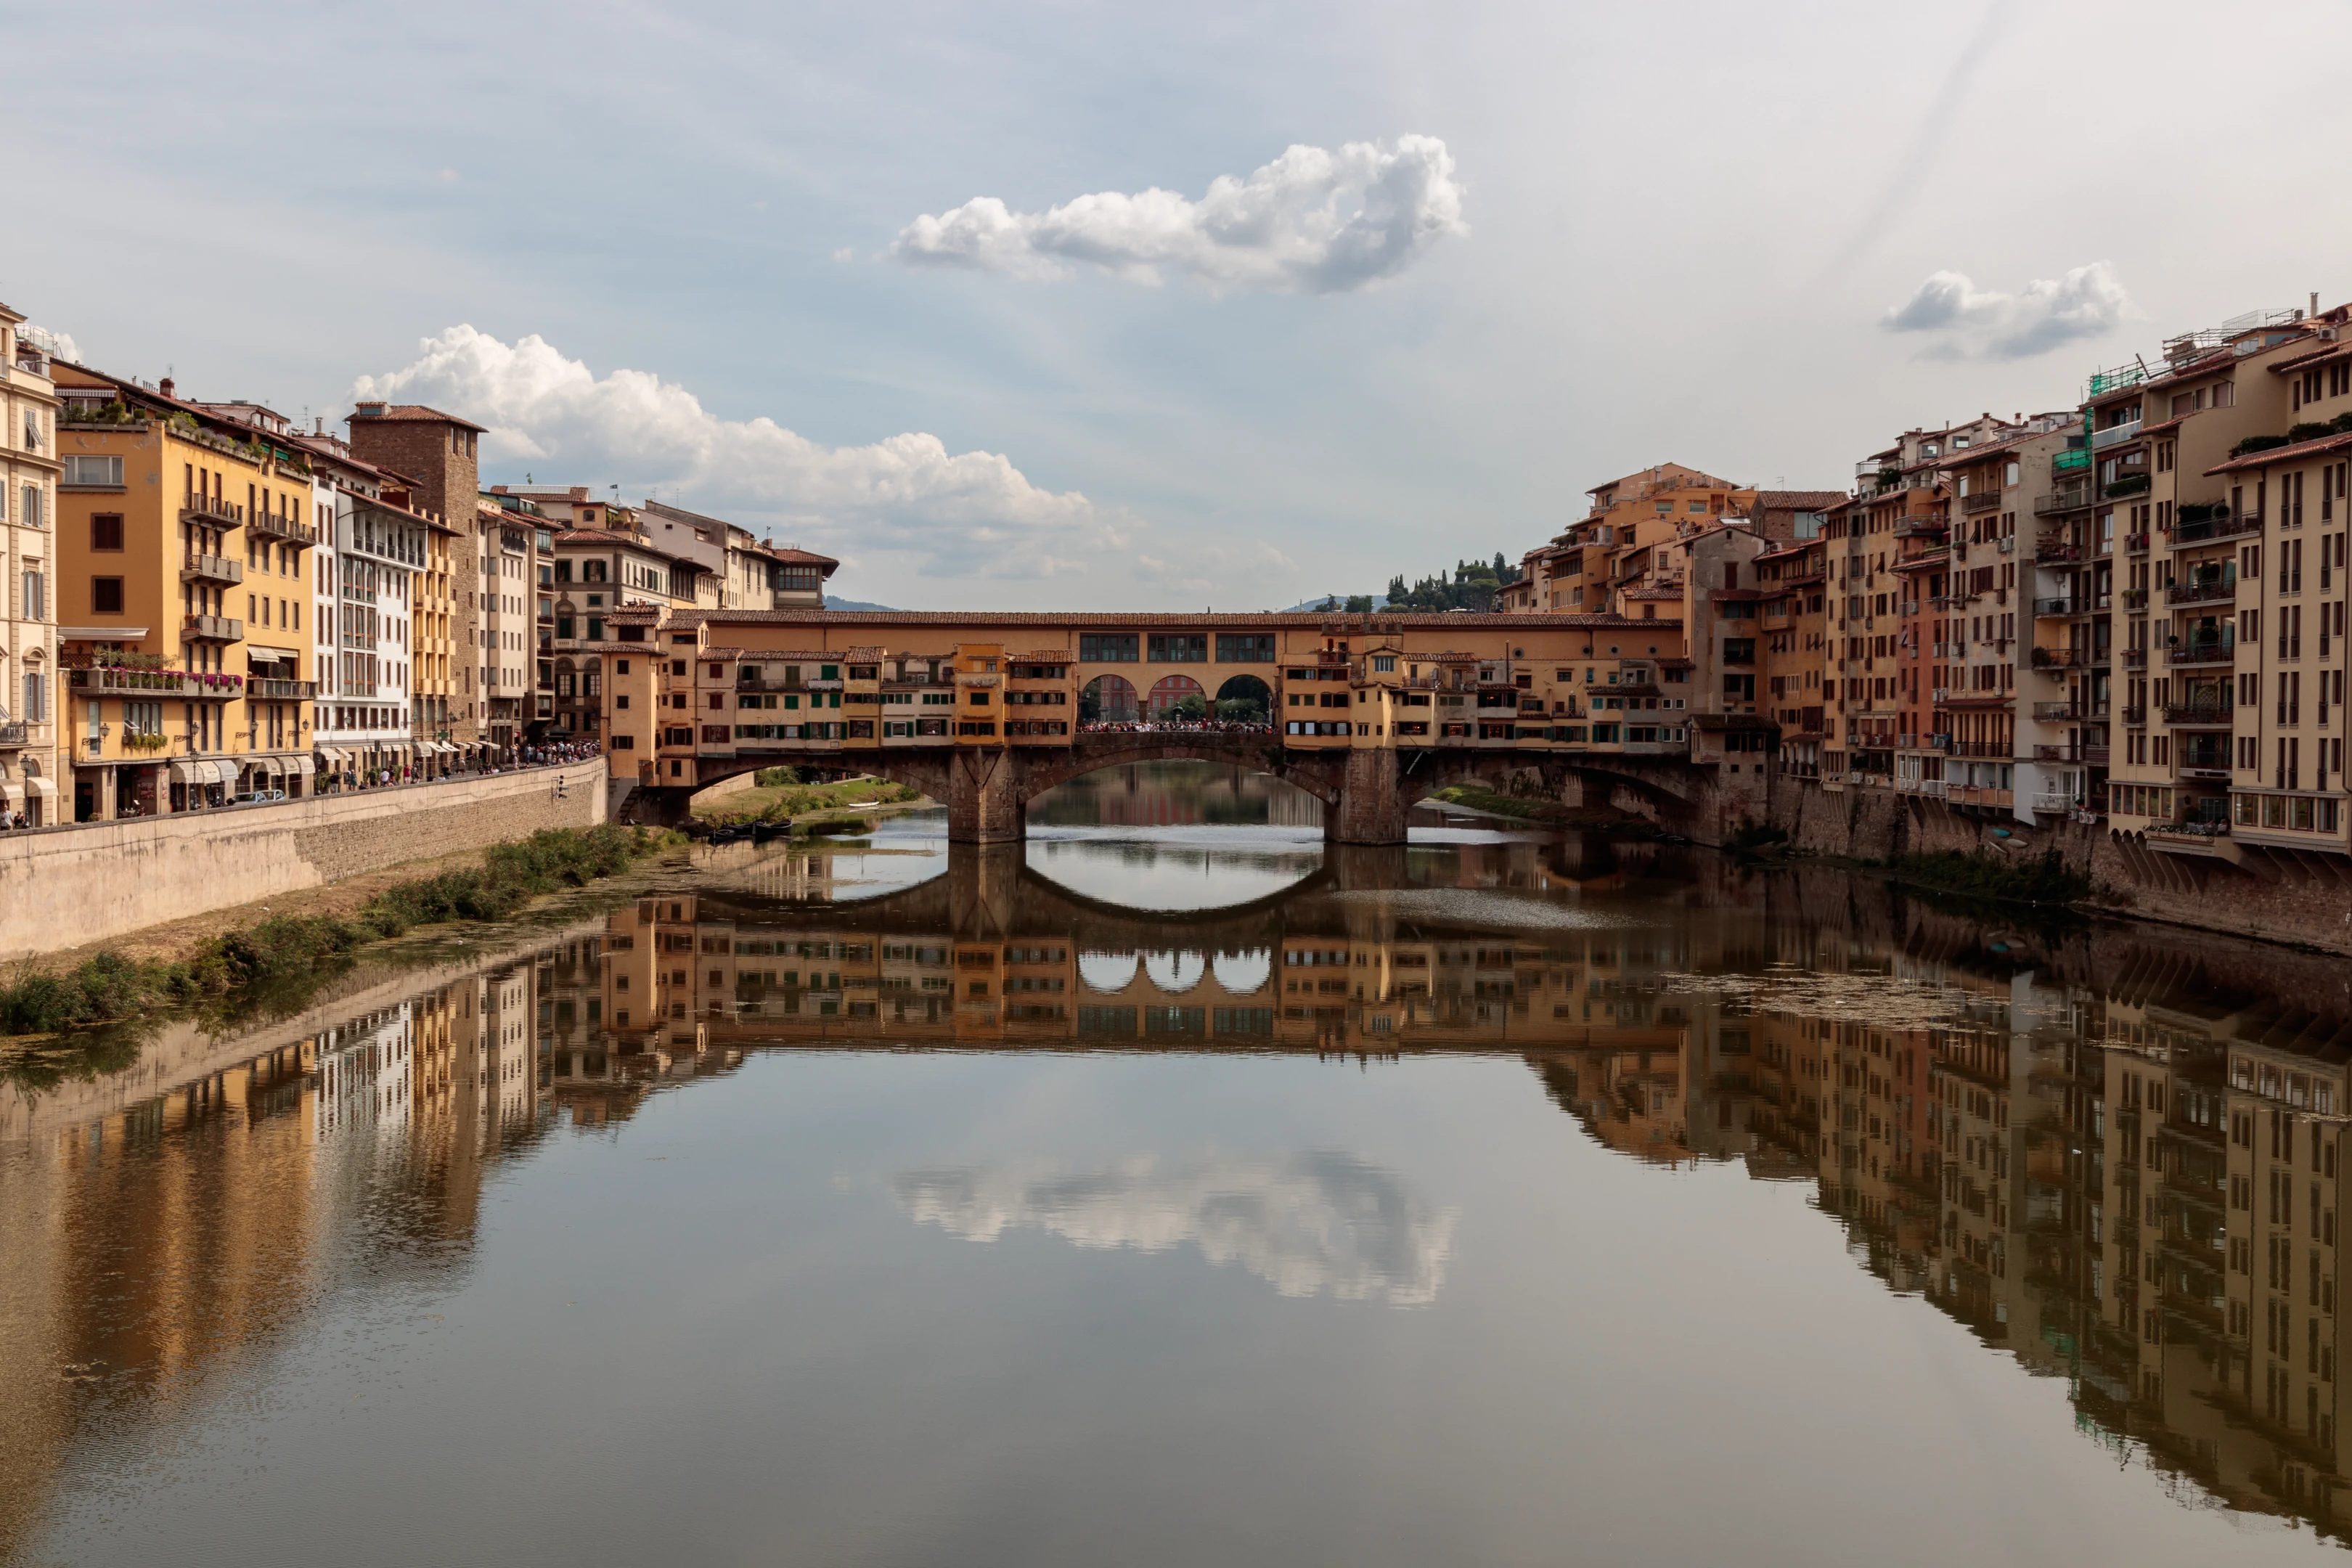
[957,721,997,735]
[848,720,873,738]
[918,717,948,736]
[1215,633,1275,662]
[1010,663,1067,679]
[1080,634,1138,662]
[1591,724,1620,742]
[1148,633,1208,662]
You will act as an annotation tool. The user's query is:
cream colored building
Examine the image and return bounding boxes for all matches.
[0,307,60,820]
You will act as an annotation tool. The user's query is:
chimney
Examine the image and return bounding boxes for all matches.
[2314,292,2322,319]
[158,376,176,399]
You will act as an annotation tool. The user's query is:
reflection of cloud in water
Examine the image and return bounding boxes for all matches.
[1077,951,1140,992]
[1141,951,1205,992]
[892,1153,1455,1306]
[1027,834,1323,912]
[1212,949,1272,994]
[1327,888,1641,929]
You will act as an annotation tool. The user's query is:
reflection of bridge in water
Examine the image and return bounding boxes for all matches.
[16,837,2352,1547]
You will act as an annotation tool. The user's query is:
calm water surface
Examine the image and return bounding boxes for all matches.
[2,761,2347,1565]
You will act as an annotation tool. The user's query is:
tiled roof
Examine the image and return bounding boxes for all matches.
[709,646,885,662]
[1754,489,1846,511]
[666,609,1681,630]
[2206,430,2352,475]
[349,402,488,433]
[2269,341,2352,374]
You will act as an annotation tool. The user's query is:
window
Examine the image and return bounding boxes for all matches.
[20,486,42,529]
[90,576,123,614]
[20,571,42,622]
[20,672,41,723]
[1214,633,1276,662]
[62,454,123,487]
[1148,633,1208,662]
[1080,633,1138,662]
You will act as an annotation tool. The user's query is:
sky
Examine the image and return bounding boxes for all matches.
[16,0,2352,609]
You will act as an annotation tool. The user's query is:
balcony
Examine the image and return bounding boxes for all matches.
[181,614,244,642]
[2162,703,2232,728]
[249,678,319,701]
[2031,701,2091,721]
[2029,645,2092,670]
[2035,541,2087,566]
[2030,793,2081,814]
[180,552,243,585]
[68,666,242,700]
[2166,635,2236,667]
[2121,648,2148,669]
[2166,574,2237,606]
[246,510,318,545]
[2035,489,2094,517]
[2175,511,2263,545]
[1961,491,2003,514]
[0,721,25,747]
[2091,417,2144,451]
[1895,518,1946,539]
[2033,745,2111,765]
[2125,532,2150,555]
[2031,596,2078,618]
[180,494,245,527]
[2120,704,2147,725]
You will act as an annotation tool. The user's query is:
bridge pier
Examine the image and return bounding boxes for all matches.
[1323,748,1408,846]
[947,750,1026,844]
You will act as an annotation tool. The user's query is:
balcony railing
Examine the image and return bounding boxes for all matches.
[1961,491,2003,514]
[2166,635,2236,666]
[2031,597,2077,617]
[68,666,242,700]
[180,552,243,585]
[2032,744,2111,764]
[0,722,25,747]
[2166,575,2237,606]
[245,510,318,545]
[2029,645,2092,669]
[2035,489,2094,516]
[2031,701,2091,721]
[2035,542,2086,566]
[249,678,319,700]
[180,494,245,526]
[2125,531,2150,555]
[2120,704,2147,724]
[2121,648,2148,669]
[2161,703,2232,727]
[183,613,244,642]
[2091,418,2144,451]
[2175,512,2263,544]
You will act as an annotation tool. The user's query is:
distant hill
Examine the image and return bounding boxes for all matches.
[822,597,897,612]
[1284,595,1392,611]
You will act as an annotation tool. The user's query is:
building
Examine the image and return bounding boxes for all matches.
[345,401,486,760]
[0,307,61,820]
[49,365,319,818]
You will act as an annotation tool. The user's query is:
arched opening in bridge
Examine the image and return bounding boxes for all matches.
[1080,674,1138,724]
[1212,949,1272,994]
[1147,674,1207,719]
[1213,674,1273,724]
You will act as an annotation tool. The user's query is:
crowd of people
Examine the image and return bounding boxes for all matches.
[1079,716,1275,735]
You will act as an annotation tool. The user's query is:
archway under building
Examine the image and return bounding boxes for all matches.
[1147,674,1207,719]
[1080,674,1139,724]
[1213,674,1273,724]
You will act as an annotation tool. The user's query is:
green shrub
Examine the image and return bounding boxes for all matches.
[2289,421,2334,444]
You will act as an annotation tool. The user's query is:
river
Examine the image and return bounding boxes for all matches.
[0,761,2345,1565]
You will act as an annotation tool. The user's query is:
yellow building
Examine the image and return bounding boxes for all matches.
[50,367,318,818]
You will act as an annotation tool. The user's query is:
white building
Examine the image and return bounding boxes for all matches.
[1,309,60,822]
[315,487,425,785]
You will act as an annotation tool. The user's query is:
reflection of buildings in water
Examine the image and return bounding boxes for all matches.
[17,849,2352,1545]
[1028,761,1325,830]
[893,1151,1455,1306]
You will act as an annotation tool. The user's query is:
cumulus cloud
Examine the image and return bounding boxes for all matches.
[351,326,1127,579]
[893,1151,1455,1305]
[891,136,1466,293]
[1881,261,2133,359]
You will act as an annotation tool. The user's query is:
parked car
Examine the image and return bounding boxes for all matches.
[242,788,288,804]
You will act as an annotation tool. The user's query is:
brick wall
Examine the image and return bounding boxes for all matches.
[0,766,606,962]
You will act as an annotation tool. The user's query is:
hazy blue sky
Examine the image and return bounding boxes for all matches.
[17,1,2352,607]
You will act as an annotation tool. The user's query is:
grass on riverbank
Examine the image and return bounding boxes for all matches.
[0,825,677,1037]
[695,772,926,824]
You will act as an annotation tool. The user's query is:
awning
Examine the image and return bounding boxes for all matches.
[254,756,285,778]
[204,760,236,785]
[0,782,23,808]
[317,747,346,766]
[168,759,203,784]
[248,645,301,663]
[292,756,316,777]
[25,777,55,799]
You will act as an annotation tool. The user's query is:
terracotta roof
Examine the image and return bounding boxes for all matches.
[1753,490,1846,511]
[2269,341,2352,375]
[767,547,840,568]
[665,609,1681,631]
[2207,430,2352,475]
[715,646,884,662]
[349,402,488,433]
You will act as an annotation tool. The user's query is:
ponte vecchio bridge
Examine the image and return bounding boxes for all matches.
[582,609,1772,844]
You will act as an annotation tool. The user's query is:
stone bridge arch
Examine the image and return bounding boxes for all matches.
[630,735,1722,845]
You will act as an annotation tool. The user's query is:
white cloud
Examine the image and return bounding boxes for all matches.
[891,136,1466,294]
[351,326,1130,579]
[893,1152,1455,1305]
[1882,261,2133,359]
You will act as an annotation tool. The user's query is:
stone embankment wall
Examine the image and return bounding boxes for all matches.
[1765,773,2352,955]
[0,766,607,961]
